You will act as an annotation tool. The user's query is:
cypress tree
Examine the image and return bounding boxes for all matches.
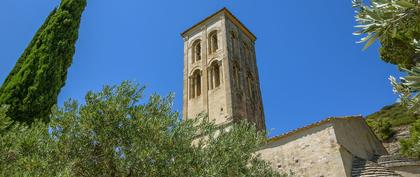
[0,0,87,124]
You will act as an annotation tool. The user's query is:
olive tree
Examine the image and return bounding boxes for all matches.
[0,82,284,176]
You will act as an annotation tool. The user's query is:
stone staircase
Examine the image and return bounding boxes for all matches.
[352,156,402,177]
[377,154,420,167]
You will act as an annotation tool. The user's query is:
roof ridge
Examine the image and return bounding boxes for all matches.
[268,115,363,143]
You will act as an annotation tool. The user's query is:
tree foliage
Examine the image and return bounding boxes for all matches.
[354,0,420,159]
[389,65,420,159]
[0,82,283,176]
[400,119,420,158]
[353,0,420,68]
[390,65,420,113]
[0,0,87,124]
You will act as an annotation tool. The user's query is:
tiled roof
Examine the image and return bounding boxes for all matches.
[268,115,363,143]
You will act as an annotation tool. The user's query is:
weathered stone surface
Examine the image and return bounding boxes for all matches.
[258,122,346,177]
[377,155,420,177]
[352,156,402,177]
[181,8,265,131]
[257,117,388,177]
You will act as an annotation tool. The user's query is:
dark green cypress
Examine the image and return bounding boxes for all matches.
[0,0,87,124]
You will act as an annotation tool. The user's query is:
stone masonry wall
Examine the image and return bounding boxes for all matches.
[182,9,265,130]
[258,123,346,177]
[333,118,388,176]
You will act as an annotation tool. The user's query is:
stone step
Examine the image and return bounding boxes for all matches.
[351,156,402,177]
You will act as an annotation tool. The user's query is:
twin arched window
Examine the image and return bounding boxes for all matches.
[189,62,222,100]
[190,70,202,99]
[191,31,219,64]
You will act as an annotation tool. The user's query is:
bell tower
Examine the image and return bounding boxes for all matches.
[181,8,265,131]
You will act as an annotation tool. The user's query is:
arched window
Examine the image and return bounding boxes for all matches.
[192,40,201,63]
[209,31,218,54]
[209,61,221,90]
[190,70,202,99]
[242,42,250,65]
[247,72,255,100]
[232,61,241,90]
[247,46,254,67]
[230,32,236,55]
[241,43,246,62]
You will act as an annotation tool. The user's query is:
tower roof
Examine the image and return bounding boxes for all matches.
[181,8,257,41]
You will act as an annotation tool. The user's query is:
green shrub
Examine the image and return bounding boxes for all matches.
[367,103,419,128]
[0,82,285,176]
[367,118,395,140]
[400,119,420,159]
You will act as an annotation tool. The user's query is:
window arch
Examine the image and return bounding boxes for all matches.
[230,32,236,55]
[209,31,218,54]
[232,61,241,90]
[190,70,202,99]
[241,42,250,64]
[209,61,221,90]
[246,72,255,100]
[192,40,201,63]
[247,45,254,67]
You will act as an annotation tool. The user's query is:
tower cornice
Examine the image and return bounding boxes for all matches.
[181,7,257,42]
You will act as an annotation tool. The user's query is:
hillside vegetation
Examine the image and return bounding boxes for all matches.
[366,103,420,158]
[367,103,419,130]
[366,103,419,141]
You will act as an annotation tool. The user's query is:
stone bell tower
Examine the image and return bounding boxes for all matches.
[181,8,265,131]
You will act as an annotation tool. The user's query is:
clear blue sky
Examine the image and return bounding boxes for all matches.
[0,0,404,137]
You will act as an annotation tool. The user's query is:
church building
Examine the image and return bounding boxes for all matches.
[181,8,420,177]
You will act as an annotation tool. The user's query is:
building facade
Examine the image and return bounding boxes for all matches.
[258,116,420,177]
[181,8,265,130]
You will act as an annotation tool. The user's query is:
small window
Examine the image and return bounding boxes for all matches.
[192,40,201,63]
[209,31,218,54]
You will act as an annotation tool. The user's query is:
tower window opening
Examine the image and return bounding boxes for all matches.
[209,61,221,90]
[192,40,201,63]
[247,72,255,100]
[190,70,202,98]
[230,32,236,55]
[209,31,218,54]
[233,61,241,90]
[242,42,251,65]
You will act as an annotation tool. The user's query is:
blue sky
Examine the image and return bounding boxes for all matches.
[0,0,403,136]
